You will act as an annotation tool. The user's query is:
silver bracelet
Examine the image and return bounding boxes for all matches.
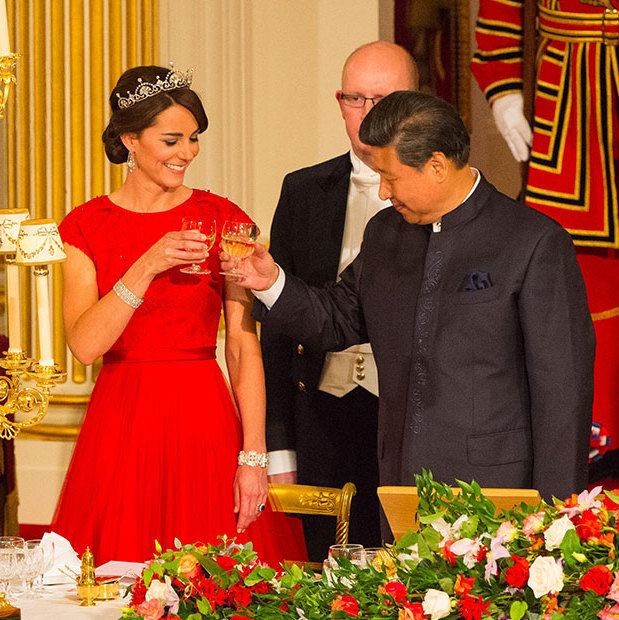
[112,279,144,309]
[238,450,269,468]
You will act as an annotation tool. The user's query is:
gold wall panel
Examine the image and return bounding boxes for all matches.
[5,0,159,435]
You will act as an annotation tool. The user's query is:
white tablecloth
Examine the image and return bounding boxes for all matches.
[14,584,129,619]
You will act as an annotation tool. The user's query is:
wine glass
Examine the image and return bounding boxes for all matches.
[18,540,44,599]
[327,543,364,568]
[27,538,54,595]
[0,537,24,597]
[219,220,260,278]
[180,217,216,275]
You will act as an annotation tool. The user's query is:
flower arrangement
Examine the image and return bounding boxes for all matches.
[119,470,619,620]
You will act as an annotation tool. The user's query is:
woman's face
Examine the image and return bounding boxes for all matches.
[125,104,200,190]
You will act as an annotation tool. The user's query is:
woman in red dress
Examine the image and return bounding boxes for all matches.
[52,65,306,566]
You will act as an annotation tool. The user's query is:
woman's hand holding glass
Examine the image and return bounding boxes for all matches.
[219,221,260,278]
[180,217,216,275]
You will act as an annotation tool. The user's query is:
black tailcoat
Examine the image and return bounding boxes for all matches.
[262,154,382,558]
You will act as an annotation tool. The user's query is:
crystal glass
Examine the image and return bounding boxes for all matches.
[0,537,24,596]
[27,538,54,594]
[180,217,216,275]
[351,546,390,570]
[18,540,45,598]
[219,220,260,278]
[327,543,364,568]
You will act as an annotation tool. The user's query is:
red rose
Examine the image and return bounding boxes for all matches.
[384,580,408,603]
[457,594,491,620]
[580,565,614,596]
[572,509,603,542]
[400,602,426,620]
[454,574,475,596]
[504,555,530,589]
[331,594,360,617]
[228,583,253,608]
[215,554,238,571]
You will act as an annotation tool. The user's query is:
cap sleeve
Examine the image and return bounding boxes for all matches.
[59,204,94,261]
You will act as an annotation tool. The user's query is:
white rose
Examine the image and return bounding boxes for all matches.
[422,589,451,620]
[145,575,180,613]
[527,556,564,598]
[544,514,575,550]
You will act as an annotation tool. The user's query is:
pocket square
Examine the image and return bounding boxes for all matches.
[462,271,493,291]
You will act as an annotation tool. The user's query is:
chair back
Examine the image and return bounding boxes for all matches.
[268,482,357,565]
[378,486,541,540]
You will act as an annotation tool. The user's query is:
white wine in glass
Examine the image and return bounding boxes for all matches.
[180,217,216,275]
[220,220,260,277]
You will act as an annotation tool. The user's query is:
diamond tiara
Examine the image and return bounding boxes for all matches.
[115,67,194,110]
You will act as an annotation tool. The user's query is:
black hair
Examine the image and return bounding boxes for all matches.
[102,65,208,164]
[359,90,470,169]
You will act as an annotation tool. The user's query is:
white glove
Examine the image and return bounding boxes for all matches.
[491,93,533,162]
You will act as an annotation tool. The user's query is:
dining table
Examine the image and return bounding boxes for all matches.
[13,583,130,619]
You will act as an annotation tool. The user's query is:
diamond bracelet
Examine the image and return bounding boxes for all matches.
[238,450,269,468]
[112,279,144,309]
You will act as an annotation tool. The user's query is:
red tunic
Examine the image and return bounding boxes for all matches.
[472,0,619,457]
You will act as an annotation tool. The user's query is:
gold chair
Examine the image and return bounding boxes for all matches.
[267,482,357,570]
[378,486,541,541]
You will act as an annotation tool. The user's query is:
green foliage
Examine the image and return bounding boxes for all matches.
[120,476,619,620]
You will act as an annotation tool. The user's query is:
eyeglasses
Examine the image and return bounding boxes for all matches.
[337,92,385,108]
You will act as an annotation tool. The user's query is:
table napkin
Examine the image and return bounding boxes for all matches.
[41,531,81,585]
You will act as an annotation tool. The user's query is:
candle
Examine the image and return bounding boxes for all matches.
[0,1,10,56]
[34,269,54,366]
[5,262,21,353]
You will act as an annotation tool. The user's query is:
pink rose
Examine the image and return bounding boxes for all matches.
[136,599,165,620]
[608,572,619,603]
[598,603,619,619]
[178,553,201,579]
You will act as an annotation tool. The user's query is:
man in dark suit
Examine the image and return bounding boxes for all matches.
[223,91,595,517]
[263,42,418,560]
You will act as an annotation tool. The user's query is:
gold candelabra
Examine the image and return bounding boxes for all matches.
[0,344,66,440]
[0,19,67,439]
[0,216,67,440]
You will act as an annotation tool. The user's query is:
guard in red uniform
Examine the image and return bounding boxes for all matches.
[471,0,619,465]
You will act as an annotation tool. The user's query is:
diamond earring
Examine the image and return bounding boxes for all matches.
[127,151,136,172]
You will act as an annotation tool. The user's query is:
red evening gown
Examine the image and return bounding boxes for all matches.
[52,189,307,566]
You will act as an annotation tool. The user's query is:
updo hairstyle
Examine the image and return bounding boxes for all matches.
[102,65,209,164]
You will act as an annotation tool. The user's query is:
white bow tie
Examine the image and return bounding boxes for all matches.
[350,171,380,190]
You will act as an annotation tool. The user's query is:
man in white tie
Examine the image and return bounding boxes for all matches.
[261,41,418,560]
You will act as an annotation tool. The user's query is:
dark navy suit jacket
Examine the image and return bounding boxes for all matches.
[256,175,595,501]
